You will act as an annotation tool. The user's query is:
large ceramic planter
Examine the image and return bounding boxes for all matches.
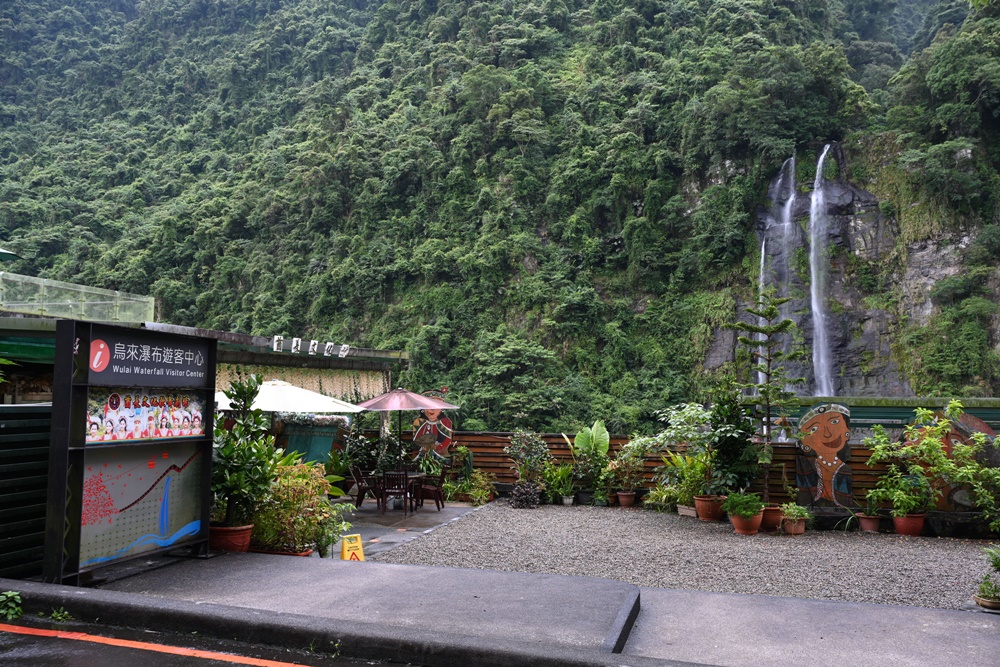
[782,517,806,535]
[209,524,253,552]
[730,511,764,535]
[693,495,726,521]
[973,595,1000,610]
[892,513,925,537]
[760,505,783,532]
[576,490,594,506]
[617,491,636,507]
[857,514,881,533]
[561,495,574,506]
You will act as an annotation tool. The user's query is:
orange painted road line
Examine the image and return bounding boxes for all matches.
[0,622,316,666]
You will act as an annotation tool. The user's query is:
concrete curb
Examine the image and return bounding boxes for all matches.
[2,578,710,667]
[603,587,641,653]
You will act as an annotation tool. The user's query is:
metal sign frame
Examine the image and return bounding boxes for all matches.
[43,320,216,584]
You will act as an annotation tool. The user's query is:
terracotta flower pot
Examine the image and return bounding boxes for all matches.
[760,505,783,532]
[782,517,806,535]
[730,511,764,535]
[857,514,881,532]
[693,495,726,521]
[892,513,925,537]
[617,491,636,507]
[209,524,253,552]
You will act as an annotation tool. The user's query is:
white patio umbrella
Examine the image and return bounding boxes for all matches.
[215,380,363,413]
[0,247,21,262]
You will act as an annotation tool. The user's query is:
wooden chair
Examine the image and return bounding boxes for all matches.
[420,467,447,511]
[351,465,382,510]
[381,470,414,516]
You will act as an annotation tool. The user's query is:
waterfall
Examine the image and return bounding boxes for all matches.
[810,145,834,396]
[757,239,767,388]
[779,157,796,299]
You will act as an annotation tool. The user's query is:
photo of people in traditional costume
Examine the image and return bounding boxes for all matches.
[796,403,853,508]
[155,410,173,438]
[903,411,996,511]
[191,410,204,436]
[412,390,453,462]
[86,420,101,442]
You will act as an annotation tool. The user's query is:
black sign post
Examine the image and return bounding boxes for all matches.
[44,321,216,584]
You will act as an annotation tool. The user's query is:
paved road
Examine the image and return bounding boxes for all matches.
[0,620,389,667]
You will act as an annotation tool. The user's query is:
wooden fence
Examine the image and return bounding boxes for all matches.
[372,431,891,506]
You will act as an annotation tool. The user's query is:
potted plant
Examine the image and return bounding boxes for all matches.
[864,467,935,536]
[563,420,610,505]
[543,462,576,505]
[210,375,286,552]
[855,495,883,533]
[611,439,649,507]
[505,429,551,509]
[780,501,812,535]
[865,423,940,537]
[973,546,1000,610]
[658,403,730,521]
[250,460,344,555]
[721,492,765,535]
[444,469,496,506]
[643,484,680,512]
[656,451,705,517]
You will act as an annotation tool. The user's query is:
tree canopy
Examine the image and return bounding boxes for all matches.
[2,1,999,430]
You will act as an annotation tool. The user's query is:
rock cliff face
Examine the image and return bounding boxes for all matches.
[741,144,971,398]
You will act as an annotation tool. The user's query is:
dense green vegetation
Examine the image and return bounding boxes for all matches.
[1,1,999,431]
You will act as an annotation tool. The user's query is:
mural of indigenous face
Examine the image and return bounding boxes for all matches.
[796,403,853,508]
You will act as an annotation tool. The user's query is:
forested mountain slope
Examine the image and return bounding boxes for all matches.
[1,0,998,432]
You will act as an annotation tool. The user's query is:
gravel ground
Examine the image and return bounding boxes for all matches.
[372,501,999,609]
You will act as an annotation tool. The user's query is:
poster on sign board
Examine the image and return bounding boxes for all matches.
[84,388,208,443]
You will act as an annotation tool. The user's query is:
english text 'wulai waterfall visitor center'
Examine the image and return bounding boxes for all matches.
[0,271,406,584]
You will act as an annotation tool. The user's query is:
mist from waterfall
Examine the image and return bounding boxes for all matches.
[810,145,835,396]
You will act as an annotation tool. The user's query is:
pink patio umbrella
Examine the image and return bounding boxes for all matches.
[356,388,460,412]
[357,388,460,440]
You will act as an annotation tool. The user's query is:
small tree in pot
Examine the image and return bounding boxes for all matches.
[211,375,287,551]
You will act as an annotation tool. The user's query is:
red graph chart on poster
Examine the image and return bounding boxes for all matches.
[79,443,203,567]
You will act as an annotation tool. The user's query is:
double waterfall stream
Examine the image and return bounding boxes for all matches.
[758,146,835,397]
